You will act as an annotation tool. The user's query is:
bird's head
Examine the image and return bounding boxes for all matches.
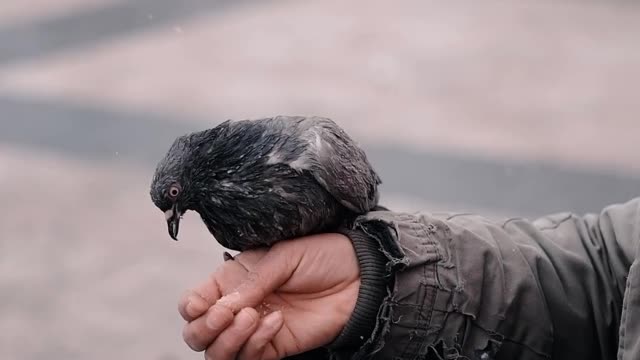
[150,122,241,241]
[150,133,200,241]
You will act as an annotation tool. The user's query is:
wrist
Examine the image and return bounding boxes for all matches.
[327,228,389,350]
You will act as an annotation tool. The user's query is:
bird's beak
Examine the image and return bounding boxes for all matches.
[165,204,181,241]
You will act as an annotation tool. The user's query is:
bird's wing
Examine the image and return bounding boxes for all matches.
[274,116,381,213]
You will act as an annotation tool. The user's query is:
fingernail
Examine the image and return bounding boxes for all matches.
[236,309,256,329]
[205,306,229,330]
[186,295,207,316]
[263,310,284,329]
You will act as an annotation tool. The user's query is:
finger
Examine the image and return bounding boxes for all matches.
[182,303,235,351]
[238,311,284,360]
[179,260,251,322]
[204,308,260,360]
[217,242,301,312]
[178,289,212,322]
[201,242,298,339]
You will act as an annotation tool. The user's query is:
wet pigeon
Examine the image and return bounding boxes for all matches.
[150,115,381,251]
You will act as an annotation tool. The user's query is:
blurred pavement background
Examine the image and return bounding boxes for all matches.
[1,0,639,359]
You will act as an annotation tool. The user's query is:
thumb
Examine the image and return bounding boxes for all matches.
[216,242,301,313]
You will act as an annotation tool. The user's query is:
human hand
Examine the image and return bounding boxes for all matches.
[178,233,361,360]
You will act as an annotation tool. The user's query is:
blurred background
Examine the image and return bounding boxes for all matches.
[1,0,639,359]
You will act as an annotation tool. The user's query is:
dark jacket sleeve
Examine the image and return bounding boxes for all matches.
[329,198,640,360]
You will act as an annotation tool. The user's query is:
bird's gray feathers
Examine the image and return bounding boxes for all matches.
[264,116,381,213]
[150,115,382,251]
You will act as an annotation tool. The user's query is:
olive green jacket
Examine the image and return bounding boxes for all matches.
[331,198,640,359]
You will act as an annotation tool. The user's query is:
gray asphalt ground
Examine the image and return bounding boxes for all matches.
[1,1,639,359]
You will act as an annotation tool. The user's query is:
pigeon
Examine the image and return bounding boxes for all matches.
[150,115,381,251]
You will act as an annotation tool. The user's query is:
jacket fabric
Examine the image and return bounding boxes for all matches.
[328,198,640,360]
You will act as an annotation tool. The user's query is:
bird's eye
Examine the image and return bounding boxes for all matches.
[168,185,180,198]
